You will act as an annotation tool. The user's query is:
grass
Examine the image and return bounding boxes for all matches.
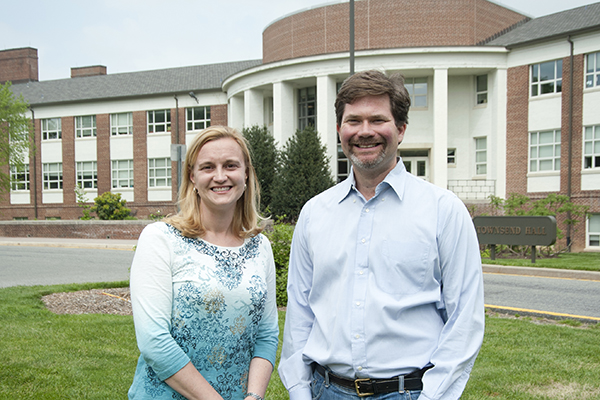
[482,251,600,272]
[1,283,599,399]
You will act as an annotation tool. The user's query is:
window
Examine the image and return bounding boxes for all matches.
[447,149,456,165]
[529,130,561,172]
[298,87,316,130]
[589,214,600,247]
[148,110,171,134]
[586,52,600,88]
[475,137,487,175]
[148,158,171,187]
[75,115,96,138]
[405,77,428,107]
[584,125,600,169]
[112,159,134,188]
[10,164,29,191]
[41,118,61,140]
[337,136,350,183]
[186,107,211,131]
[111,113,133,135]
[531,60,562,97]
[76,161,98,189]
[476,75,488,104]
[43,163,63,190]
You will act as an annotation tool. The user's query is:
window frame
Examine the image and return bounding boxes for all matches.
[75,115,97,138]
[298,87,316,130]
[585,52,600,89]
[41,118,62,141]
[476,75,488,105]
[405,77,428,108]
[448,148,457,165]
[529,130,561,173]
[186,106,211,132]
[148,158,172,188]
[42,162,63,190]
[10,164,30,191]
[147,110,171,134]
[111,159,134,189]
[531,60,563,97]
[110,112,133,136]
[588,214,600,248]
[584,125,600,169]
[475,137,487,175]
[76,161,98,189]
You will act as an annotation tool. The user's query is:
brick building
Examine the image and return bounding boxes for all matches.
[2,0,600,251]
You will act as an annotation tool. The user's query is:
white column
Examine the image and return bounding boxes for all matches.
[273,81,295,147]
[228,95,244,132]
[492,68,507,199]
[432,68,448,188]
[317,75,338,178]
[244,89,264,128]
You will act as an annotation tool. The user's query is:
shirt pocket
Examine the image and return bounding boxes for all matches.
[378,240,430,295]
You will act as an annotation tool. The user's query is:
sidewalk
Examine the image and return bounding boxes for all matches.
[0,236,137,251]
[1,236,599,281]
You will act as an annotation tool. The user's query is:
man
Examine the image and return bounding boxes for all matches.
[278,70,485,400]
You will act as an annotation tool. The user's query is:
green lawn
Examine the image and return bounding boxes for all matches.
[482,251,600,272]
[1,282,599,399]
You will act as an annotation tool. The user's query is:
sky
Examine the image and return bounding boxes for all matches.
[1,0,598,82]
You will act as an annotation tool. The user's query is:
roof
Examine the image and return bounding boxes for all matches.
[486,2,600,47]
[10,59,262,106]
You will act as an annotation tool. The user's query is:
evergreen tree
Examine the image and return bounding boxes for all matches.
[243,125,278,213]
[0,82,33,198]
[271,126,335,222]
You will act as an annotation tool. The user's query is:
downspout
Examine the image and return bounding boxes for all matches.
[566,36,574,251]
[29,107,38,219]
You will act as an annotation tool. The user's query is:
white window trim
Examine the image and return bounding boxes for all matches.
[111,159,134,189]
[587,214,600,248]
[531,60,563,97]
[111,112,133,136]
[529,130,561,173]
[42,162,63,190]
[147,110,171,134]
[186,106,211,132]
[10,164,30,191]
[475,137,487,176]
[583,125,600,170]
[75,115,97,138]
[41,118,62,141]
[585,52,600,89]
[148,158,172,188]
[76,161,98,189]
[405,77,428,109]
[475,75,488,106]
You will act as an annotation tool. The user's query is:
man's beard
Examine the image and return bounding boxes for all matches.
[348,141,387,170]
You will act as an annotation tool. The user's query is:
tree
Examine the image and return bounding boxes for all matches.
[271,126,335,222]
[91,192,131,220]
[0,82,33,197]
[242,125,278,213]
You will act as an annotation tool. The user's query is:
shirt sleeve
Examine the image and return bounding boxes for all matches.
[419,196,485,400]
[130,223,191,381]
[277,205,315,400]
[251,235,280,368]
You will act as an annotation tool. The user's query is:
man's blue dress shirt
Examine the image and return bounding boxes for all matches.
[278,161,485,400]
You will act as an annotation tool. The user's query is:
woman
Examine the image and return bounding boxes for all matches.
[128,126,279,400]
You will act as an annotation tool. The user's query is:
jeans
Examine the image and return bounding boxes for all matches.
[311,368,422,400]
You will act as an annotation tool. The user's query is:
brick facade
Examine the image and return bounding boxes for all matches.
[0,220,152,240]
[263,0,528,64]
[505,65,529,196]
[0,47,38,84]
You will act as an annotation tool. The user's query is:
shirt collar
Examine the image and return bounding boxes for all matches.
[337,159,407,203]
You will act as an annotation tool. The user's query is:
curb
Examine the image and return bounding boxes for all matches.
[482,264,600,282]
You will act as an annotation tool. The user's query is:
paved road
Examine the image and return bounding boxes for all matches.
[0,242,135,288]
[1,237,599,322]
[483,272,600,320]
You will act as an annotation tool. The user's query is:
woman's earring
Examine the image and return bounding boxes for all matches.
[193,187,199,195]
[244,183,247,191]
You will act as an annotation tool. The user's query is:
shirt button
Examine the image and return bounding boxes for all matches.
[359,271,364,275]
[361,238,366,243]
[365,208,370,213]
[355,334,360,339]
[358,366,363,371]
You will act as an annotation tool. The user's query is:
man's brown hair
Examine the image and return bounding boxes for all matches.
[335,70,411,129]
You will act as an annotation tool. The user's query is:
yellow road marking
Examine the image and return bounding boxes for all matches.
[485,304,600,322]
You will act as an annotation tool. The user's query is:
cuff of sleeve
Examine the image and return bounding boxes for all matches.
[288,385,312,400]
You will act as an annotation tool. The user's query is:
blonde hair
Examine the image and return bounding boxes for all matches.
[163,126,264,239]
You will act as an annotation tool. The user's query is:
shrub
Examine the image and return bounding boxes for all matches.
[271,126,334,222]
[243,125,278,213]
[74,184,92,220]
[264,218,295,307]
[91,192,131,220]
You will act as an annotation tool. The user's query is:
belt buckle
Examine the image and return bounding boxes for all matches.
[354,378,374,397]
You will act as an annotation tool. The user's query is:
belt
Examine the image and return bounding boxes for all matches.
[313,363,430,397]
